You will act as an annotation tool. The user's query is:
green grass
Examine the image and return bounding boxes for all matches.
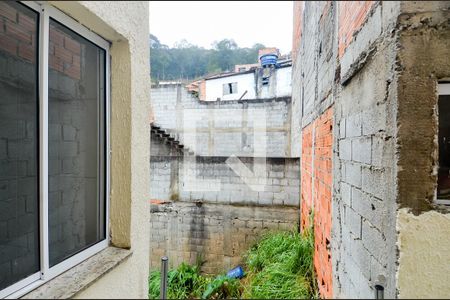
[242,228,317,299]
[149,262,210,299]
[149,226,317,299]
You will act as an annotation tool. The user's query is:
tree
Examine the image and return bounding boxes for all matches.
[211,39,238,72]
[149,34,266,81]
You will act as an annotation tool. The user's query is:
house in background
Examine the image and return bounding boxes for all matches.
[0,1,150,298]
[148,44,299,274]
[187,48,292,101]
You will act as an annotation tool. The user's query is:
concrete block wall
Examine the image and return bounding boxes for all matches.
[150,80,300,273]
[334,41,398,298]
[294,0,450,298]
[151,147,300,208]
[151,84,293,157]
[149,201,299,274]
[292,1,401,298]
[334,2,399,298]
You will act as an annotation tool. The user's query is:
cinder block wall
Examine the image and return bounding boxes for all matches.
[151,84,294,158]
[293,1,400,298]
[150,202,298,274]
[150,140,300,271]
[150,84,300,272]
[293,1,450,298]
[150,154,300,207]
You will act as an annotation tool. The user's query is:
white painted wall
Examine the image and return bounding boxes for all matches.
[276,66,292,97]
[205,72,255,101]
[204,66,292,101]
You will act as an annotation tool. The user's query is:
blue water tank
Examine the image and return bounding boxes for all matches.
[260,54,278,67]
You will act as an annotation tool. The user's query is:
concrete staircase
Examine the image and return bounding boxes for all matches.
[151,123,194,155]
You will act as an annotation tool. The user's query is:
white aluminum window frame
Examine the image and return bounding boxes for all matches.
[437,83,450,206]
[0,2,111,298]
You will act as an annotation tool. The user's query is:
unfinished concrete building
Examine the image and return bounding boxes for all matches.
[292,1,450,298]
[149,55,300,274]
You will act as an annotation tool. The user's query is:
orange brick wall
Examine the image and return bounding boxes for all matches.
[199,79,206,101]
[338,1,375,57]
[292,1,303,63]
[301,107,333,298]
[0,2,36,63]
[300,123,313,229]
[312,108,333,298]
[0,2,82,80]
[49,23,82,80]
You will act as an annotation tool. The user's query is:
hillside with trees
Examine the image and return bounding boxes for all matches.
[150,34,266,82]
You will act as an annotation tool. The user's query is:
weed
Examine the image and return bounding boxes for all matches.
[242,228,318,299]
[149,225,317,299]
[202,275,241,299]
[148,262,210,299]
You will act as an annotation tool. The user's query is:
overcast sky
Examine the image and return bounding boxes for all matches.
[149,1,293,55]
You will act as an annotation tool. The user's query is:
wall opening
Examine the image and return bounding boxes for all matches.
[437,83,450,205]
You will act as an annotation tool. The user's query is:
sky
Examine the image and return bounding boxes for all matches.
[149,1,293,55]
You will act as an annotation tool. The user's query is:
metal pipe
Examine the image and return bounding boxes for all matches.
[238,90,248,100]
[160,256,168,299]
[375,284,384,299]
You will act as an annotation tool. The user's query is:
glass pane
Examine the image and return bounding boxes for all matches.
[438,94,450,199]
[48,19,106,267]
[0,2,39,290]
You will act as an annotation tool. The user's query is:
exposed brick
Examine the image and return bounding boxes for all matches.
[18,13,35,32]
[49,27,64,46]
[63,63,81,80]
[299,107,334,299]
[0,2,17,23]
[338,1,375,57]
[5,20,31,43]
[64,36,81,55]
[49,55,63,72]
[72,54,80,69]
[301,123,313,230]
[18,43,34,62]
[0,34,17,56]
[292,1,304,63]
[55,45,73,64]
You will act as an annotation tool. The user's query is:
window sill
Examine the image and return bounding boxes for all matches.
[21,247,132,299]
